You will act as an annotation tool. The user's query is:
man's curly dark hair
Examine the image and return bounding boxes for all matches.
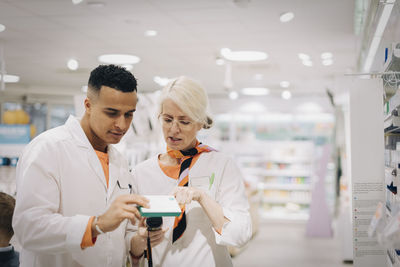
[88,64,137,93]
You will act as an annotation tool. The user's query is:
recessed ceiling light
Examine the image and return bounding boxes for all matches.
[145,30,157,37]
[216,58,225,65]
[302,60,313,67]
[229,91,239,100]
[298,53,310,60]
[321,52,333,59]
[241,87,270,96]
[221,48,268,62]
[72,0,83,5]
[240,102,267,113]
[122,64,133,71]
[296,102,323,113]
[280,12,295,23]
[282,90,292,100]
[0,24,5,32]
[87,1,105,8]
[322,59,333,66]
[67,59,79,71]
[280,81,290,88]
[154,76,172,86]
[98,54,140,65]
[254,74,263,80]
[0,74,20,83]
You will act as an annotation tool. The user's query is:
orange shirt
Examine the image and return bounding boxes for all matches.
[81,150,109,248]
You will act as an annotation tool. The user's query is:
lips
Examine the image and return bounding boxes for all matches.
[168,136,182,143]
[109,132,124,137]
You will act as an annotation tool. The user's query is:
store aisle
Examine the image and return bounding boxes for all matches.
[232,220,352,267]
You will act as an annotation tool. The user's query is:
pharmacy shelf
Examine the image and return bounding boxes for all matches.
[384,115,400,134]
[263,197,310,205]
[259,183,311,191]
[238,156,313,164]
[261,211,309,221]
[242,168,312,177]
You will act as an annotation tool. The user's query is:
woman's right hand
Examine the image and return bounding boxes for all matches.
[130,218,168,258]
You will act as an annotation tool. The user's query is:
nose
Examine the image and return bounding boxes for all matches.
[169,120,181,133]
[115,116,127,130]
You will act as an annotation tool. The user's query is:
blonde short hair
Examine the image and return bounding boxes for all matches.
[158,76,213,129]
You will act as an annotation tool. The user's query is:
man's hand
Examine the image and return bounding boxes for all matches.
[93,194,149,236]
[130,218,167,259]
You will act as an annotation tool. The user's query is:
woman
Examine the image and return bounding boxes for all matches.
[130,76,252,267]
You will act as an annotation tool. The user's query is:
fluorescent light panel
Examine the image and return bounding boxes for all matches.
[0,74,20,83]
[241,87,270,96]
[98,54,140,64]
[221,48,268,62]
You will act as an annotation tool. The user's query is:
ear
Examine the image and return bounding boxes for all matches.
[84,97,91,113]
[195,122,202,132]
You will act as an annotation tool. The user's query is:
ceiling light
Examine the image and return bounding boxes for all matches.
[0,74,20,83]
[254,74,263,80]
[282,90,292,100]
[98,54,140,65]
[241,87,270,96]
[0,24,5,32]
[302,60,313,67]
[72,0,83,5]
[321,52,333,59]
[322,59,333,66]
[296,102,323,113]
[220,48,268,62]
[298,53,310,60]
[280,81,290,88]
[229,91,239,100]
[81,85,88,93]
[122,64,133,71]
[280,12,295,23]
[67,59,79,71]
[240,102,267,113]
[87,1,105,8]
[216,58,225,65]
[153,76,172,87]
[363,0,395,72]
[145,30,157,37]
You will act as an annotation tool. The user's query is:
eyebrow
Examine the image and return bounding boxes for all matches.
[162,114,190,120]
[104,108,136,113]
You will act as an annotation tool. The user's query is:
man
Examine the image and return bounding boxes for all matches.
[0,192,19,267]
[12,65,149,266]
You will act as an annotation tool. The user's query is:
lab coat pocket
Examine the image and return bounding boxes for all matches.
[190,174,216,197]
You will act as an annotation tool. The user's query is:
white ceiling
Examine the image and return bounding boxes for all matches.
[0,0,357,112]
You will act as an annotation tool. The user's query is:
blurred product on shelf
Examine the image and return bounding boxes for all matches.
[2,109,30,125]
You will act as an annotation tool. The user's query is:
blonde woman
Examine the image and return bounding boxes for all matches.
[130,76,252,267]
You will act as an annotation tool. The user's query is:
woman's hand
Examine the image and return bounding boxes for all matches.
[173,186,229,234]
[173,186,206,205]
[130,218,167,259]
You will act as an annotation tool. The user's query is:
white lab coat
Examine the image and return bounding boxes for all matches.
[13,116,135,267]
[132,152,252,267]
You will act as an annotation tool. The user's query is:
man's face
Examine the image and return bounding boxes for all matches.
[86,86,137,148]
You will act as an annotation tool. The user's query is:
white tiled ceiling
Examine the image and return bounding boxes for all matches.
[0,0,357,106]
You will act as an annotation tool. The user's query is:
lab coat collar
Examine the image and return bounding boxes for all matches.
[64,115,93,149]
[64,115,122,193]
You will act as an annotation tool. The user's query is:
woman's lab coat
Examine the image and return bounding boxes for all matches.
[132,151,252,267]
[12,116,135,267]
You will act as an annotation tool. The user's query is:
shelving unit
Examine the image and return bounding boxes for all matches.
[384,93,400,266]
[233,141,315,221]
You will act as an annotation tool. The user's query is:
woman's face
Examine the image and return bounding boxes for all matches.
[160,98,202,151]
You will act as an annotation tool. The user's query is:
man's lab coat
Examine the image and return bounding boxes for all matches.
[13,116,135,267]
